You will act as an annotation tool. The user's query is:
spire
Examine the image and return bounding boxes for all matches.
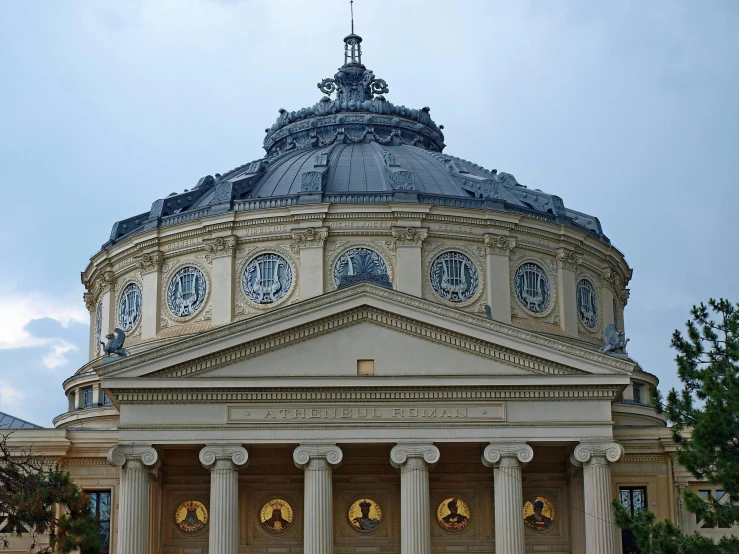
[344,1,362,66]
[350,0,354,34]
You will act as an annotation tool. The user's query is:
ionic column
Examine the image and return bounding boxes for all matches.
[291,227,328,299]
[107,445,159,554]
[203,237,238,325]
[556,247,583,337]
[199,445,249,554]
[569,455,586,554]
[483,233,516,323]
[390,444,440,554]
[391,227,428,296]
[482,442,534,554]
[294,444,343,554]
[572,442,623,554]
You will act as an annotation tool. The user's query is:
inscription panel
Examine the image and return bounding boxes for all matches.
[228,403,505,424]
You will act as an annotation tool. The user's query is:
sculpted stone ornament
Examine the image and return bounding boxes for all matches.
[484,233,516,256]
[600,324,629,357]
[101,328,127,358]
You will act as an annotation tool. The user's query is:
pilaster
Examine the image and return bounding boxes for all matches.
[291,227,328,299]
[390,443,440,554]
[95,270,116,354]
[556,247,583,337]
[483,233,515,323]
[133,251,164,339]
[107,445,159,554]
[391,227,428,296]
[572,441,623,554]
[148,467,162,554]
[294,444,343,554]
[482,442,533,554]
[200,444,249,554]
[203,236,238,325]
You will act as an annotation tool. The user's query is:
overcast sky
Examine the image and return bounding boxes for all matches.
[0,0,737,427]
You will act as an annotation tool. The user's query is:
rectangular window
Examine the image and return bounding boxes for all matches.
[82,387,94,408]
[632,384,642,404]
[357,360,375,376]
[86,490,111,553]
[620,487,647,553]
[102,391,113,406]
[697,489,732,528]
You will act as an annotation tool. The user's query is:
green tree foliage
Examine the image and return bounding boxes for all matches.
[0,432,103,553]
[613,299,739,553]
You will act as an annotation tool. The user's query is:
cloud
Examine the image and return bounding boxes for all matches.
[0,380,25,417]
[0,292,87,369]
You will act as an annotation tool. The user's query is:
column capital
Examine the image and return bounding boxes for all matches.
[482,442,533,466]
[199,444,249,469]
[290,227,329,252]
[107,445,159,468]
[293,443,343,469]
[390,443,440,468]
[134,250,165,273]
[83,292,95,311]
[483,233,516,255]
[556,247,584,270]
[391,226,428,247]
[95,270,116,294]
[203,235,238,258]
[573,441,623,464]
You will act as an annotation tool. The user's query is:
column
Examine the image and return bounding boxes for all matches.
[391,227,428,295]
[200,445,249,554]
[293,444,343,554]
[556,248,582,337]
[107,445,159,554]
[84,292,97,359]
[135,250,164,339]
[483,233,516,323]
[569,455,586,554]
[203,237,238,325]
[291,227,328,299]
[148,467,163,554]
[482,442,534,554]
[390,443,440,554]
[572,442,623,554]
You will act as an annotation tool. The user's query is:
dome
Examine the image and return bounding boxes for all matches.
[105,34,606,248]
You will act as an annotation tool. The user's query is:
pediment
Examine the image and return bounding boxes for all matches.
[96,284,635,382]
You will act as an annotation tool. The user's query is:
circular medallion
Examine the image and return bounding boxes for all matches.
[242,254,293,304]
[430,252,479,302]
[117,283,142,331]
[523,496,556,532]
[259,498,294,534]
[436,497,471,532]
[514,262,551,313]
[167,266,207,317]
[577,278,598,327]
[333,248,388,287]
[174,500,208,535]
[347,498,383,533]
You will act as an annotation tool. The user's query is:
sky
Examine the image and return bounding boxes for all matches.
[0,0,737,427]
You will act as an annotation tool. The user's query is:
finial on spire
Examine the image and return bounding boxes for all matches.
[350,0,354,34]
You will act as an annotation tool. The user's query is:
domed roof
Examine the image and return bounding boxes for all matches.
[106,34,607,247]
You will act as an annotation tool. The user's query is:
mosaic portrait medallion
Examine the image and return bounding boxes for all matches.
[259,498,294,534]
[523,496,556,532]
[348,498,382,533]
[436,497,471,532]
[174,500,208,535]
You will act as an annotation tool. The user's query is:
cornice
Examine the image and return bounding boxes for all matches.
[96,284,635,378]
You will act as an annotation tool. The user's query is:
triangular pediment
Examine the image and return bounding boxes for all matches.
[96,284,635,383]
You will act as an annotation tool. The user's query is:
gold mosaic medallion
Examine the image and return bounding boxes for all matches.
[436,497,471,532]
[174,500,208,534]
[348,498,382,532]
[523,496,556,532]
[259,498,294,534]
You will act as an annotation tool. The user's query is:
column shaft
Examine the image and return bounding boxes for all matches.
[400,458,431,554]
[209,460,240,554]
[494,457,526,554]
[304,459,334,554]
[583,456,617,554]
[569,464,586,554]
[117,460,152,554]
